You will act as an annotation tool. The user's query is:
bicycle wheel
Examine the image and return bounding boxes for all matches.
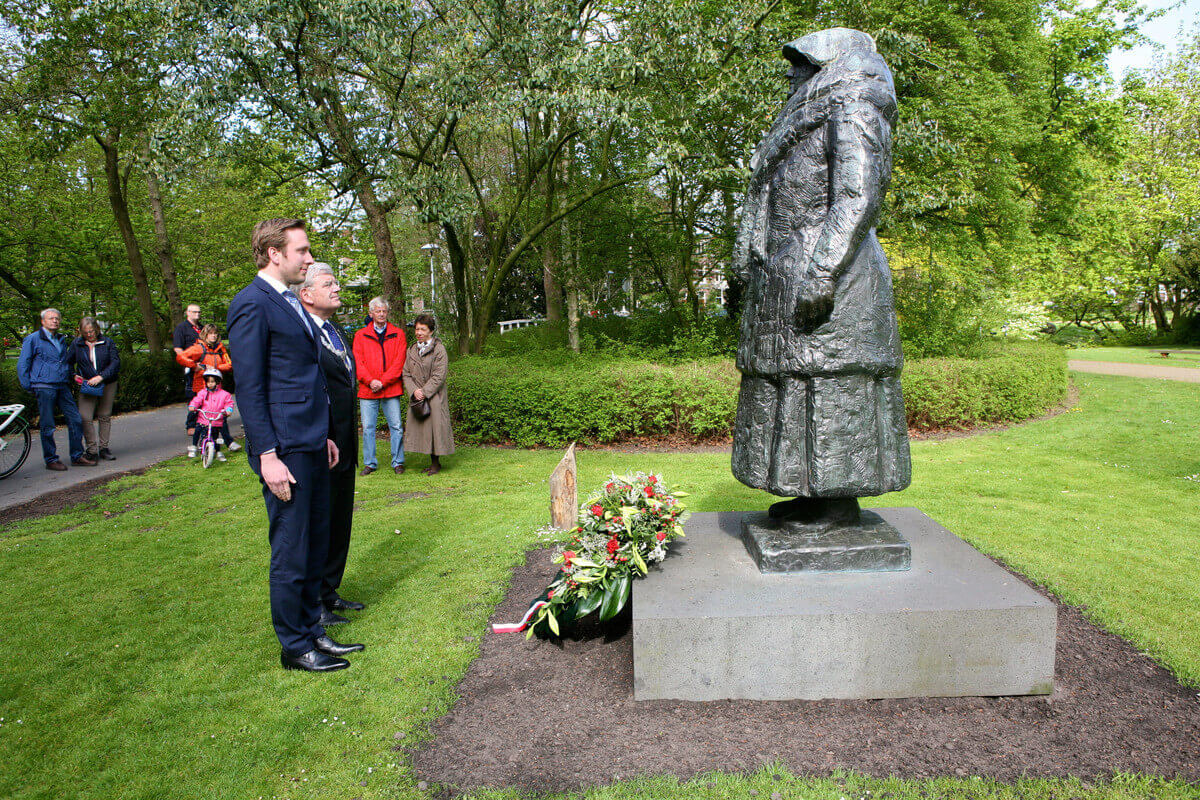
[202,440,216,469]
[0,418,32,479]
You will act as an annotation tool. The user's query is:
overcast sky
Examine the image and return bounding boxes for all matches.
[1108,0,1199,79]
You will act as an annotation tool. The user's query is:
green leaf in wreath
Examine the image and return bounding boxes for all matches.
[599,573,631,622]
[575,589,603,619]
[547,609,560,636]
[631,545,648,574]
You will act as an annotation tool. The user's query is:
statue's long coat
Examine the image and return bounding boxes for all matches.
[731,33,912,498]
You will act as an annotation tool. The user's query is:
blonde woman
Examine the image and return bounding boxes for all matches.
[67,316,121,460]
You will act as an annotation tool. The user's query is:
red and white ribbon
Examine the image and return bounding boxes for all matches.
[491,600,549,633]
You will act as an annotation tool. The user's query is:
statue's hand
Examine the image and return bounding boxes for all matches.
[794,276,835,334]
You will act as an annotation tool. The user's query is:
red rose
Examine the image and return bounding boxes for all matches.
[605,482,614,491]
[649,475,657,484]
[547,590,555,598]
[656,531,667,542]
[563,550,576,566]
[643,485,654,497]
[606,537,620,555]
[591,504,603,516]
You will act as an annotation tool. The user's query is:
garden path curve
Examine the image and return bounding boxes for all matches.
[1069,360,1200,383]
[0,403,242,514]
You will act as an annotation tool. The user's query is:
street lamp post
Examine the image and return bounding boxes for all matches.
[421,243,440,308]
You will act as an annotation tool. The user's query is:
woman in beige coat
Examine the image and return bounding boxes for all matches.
[402,314,455,474]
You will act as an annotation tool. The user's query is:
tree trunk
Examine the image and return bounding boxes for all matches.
[443,222,473,355]
[98,134,162,352]
[566,215,580,353]
[1149,286,1171,331]
[145,161,183,327]
[542,161,563,323]
[358,181,406,319]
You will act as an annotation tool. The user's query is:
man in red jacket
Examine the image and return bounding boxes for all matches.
[352,296,407,475]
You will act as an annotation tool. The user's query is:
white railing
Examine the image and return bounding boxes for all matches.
[497,318,543,335]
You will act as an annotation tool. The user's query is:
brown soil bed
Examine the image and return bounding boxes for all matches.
[411,548,1200,796]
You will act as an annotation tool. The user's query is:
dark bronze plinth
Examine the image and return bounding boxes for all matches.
[741,510,911,573]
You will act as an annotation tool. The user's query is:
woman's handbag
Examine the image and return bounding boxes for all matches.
[76,376,105,397]
[411,394,431,420]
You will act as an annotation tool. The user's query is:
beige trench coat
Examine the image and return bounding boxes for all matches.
[402,337,455,456]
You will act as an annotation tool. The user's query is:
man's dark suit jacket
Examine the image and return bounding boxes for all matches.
[316,318,358,472]
[227,276,330,455]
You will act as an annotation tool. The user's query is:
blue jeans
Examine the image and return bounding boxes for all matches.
[34,385,85,464]
[360,396,404,469]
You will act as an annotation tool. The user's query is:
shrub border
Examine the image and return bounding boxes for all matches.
[447,342,1068,447]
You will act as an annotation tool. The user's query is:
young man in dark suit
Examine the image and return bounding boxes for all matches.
[227,219,363,673]
[294,262,365,625]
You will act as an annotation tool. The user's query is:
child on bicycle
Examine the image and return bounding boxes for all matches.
[188,368,235,462]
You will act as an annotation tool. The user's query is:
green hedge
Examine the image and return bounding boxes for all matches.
[0,351,186,419]
[901,341,1068,429]
[447,341,1068,446]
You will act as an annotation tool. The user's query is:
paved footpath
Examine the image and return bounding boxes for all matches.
[0,403,242,513]
[1068,360,1200,383]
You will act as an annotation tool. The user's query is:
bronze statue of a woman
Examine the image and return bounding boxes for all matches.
[732,28,911,536]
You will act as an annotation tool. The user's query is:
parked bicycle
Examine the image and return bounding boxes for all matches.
[0,403,33,479]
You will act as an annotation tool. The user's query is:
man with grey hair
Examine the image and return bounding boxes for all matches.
[18,308,92,470]
[293,264,367,624]
[351,295,407,476]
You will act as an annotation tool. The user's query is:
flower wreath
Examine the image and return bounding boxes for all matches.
[493,472,688,638]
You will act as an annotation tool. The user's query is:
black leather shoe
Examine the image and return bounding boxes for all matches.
[281,649,349,672]
[360,465,376,476]
[320,609,350,626]
[329,597,366,611]
[314,635,365,656]
[98,448,116,461]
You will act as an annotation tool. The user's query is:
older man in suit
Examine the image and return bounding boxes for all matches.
[227,218,363,672]
[293,262,365,626]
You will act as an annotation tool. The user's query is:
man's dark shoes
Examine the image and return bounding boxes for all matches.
[281,649,349,672]
[329,597,365,612]
[320,609,350,626]
[46,460,67,471]
[360,465,375,476]
[314,635,365,656]
[71,455,97,467]
[394,464,405,474]
[98,448,116,461]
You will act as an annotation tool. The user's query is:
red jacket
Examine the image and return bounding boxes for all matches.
[352,323,407,399]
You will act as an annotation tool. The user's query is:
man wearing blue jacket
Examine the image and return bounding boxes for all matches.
[17,308,94,470]
[227,218,363,673]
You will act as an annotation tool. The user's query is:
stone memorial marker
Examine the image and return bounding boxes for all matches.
[549,442,577,530]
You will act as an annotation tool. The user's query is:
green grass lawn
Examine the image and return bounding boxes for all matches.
[0,374,1197,799]
[1069,346,1200,368]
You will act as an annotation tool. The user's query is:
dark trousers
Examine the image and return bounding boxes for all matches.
[35,385,84,464]
[322,466,356,606]
[191,424,222,451]
[250,449,331,656]
[184,388,197,432]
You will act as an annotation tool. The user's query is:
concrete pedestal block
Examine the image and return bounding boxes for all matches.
[632,508,1056,701]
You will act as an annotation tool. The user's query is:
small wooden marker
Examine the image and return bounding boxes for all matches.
[549,442,577,530]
